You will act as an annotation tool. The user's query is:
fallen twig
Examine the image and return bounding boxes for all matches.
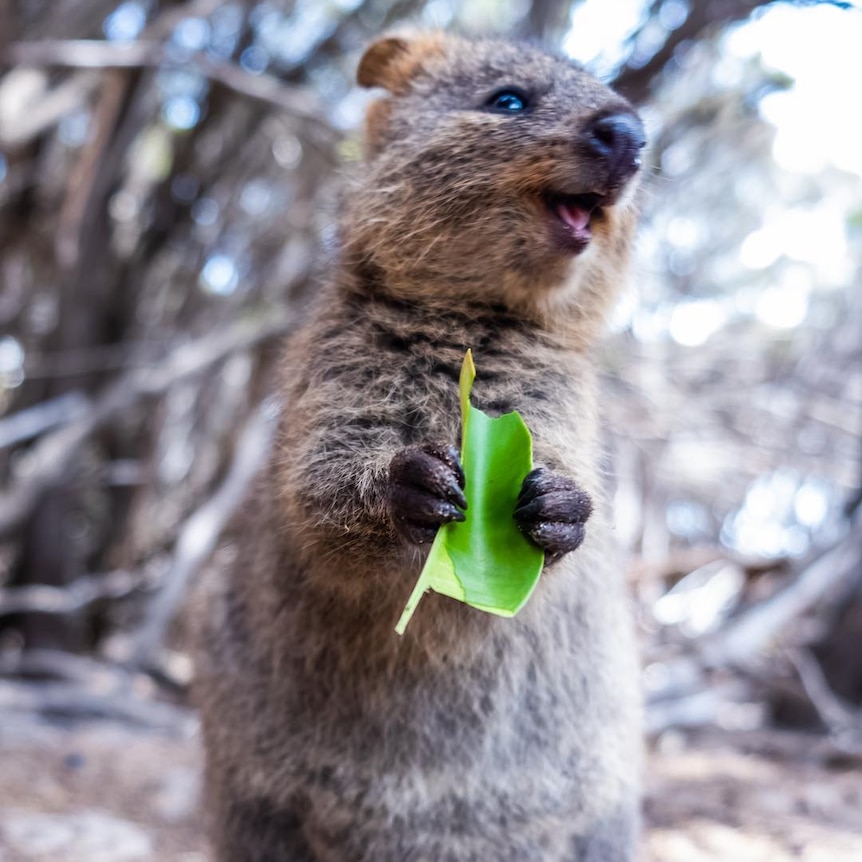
[0,678,195,732]
[701,514,862,668]
[645,679,754,735]
[0,647,196,732]
[643,512,862,737]
[0,647,133,685]
[786,647,862,754]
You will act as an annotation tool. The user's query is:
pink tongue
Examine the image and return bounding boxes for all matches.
[557,203,591,233]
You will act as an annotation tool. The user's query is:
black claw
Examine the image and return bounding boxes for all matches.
[427,499,466,524]
[388,443,467,545]
[390,447,467,511]
[514,468,592,560]
[390,485,463,525]
[424,443,466,490]
[517,467,559,506]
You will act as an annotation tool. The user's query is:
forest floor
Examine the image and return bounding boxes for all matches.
[0,718,860,862]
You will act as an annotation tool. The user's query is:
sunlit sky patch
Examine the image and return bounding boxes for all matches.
[721,469,834,558]
[57,111,90,148]
[200,253,240,296]
[0,336,25,389]
[564,0,648,79]
[755,278,809,331]
[191,197,220,227]
[162,96,200,131]
[740,206,850,281]
[726,2,862,176]
[668,299,727,347]
[103,0,148,42]
[171,17,210,53]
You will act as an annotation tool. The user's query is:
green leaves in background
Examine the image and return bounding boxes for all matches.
[395,350,544,635]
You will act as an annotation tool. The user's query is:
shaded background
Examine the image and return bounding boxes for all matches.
[0,1,861,860]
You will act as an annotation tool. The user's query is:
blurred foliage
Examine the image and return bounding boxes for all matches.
[0,0,860,739]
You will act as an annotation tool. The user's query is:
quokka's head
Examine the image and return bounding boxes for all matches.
[342,32,645,326]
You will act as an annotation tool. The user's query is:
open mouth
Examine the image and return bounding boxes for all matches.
[544,192,608,252]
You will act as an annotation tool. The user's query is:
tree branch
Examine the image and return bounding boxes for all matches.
[5,39,330,128]
[701,513,862,668]
[612,0,775,104]
[786,647,862,752]
[0,679,195,732]
[0,392,91,450]
[126,400,278,667]
[0,309,292,539]
[0,570,141,616]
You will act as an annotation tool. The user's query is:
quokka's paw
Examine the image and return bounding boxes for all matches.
[514,468,593,561]
[387,444,467,544]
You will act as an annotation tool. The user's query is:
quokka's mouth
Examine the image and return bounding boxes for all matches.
[543,191,608,253]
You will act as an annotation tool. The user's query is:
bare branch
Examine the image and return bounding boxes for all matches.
[126,400,278,667]
[23,344,145,379]
[645,679,753,735]
[0,0,12,57]
[0,679,195,732]
[642,512,862,738]
[0,68,101,149]
[517,0,576,42]
[144,0,224,39]
[0,648,132,685]
[0,308,292,539]
[0,569,141,616]
[0,392,91,450]
[55,67,132,271]
[0,0,225,150]
[701,514,862,668]
[786,647,862,751]
[6,39,330,128]
[0,648,196,732]
[611,0,774,104]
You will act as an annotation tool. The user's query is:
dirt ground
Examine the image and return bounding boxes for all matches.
[0,718,860,862]
[644,731,862,862]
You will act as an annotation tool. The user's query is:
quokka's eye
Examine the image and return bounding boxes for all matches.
[485,88,530,113]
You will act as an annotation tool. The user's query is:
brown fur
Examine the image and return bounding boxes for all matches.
[196,32,643,862]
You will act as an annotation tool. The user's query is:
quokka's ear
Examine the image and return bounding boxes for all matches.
[357,33,445,94]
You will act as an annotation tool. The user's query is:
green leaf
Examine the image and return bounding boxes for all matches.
[395,350,544,634]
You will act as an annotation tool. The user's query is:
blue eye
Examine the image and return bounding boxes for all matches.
[487,89,529,113]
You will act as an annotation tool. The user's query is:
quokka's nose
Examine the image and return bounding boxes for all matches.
[584,112,646,186]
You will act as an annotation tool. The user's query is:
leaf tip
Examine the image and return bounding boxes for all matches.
[459,349,476,432]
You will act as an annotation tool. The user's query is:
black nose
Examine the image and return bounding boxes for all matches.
[584,112,646,186]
